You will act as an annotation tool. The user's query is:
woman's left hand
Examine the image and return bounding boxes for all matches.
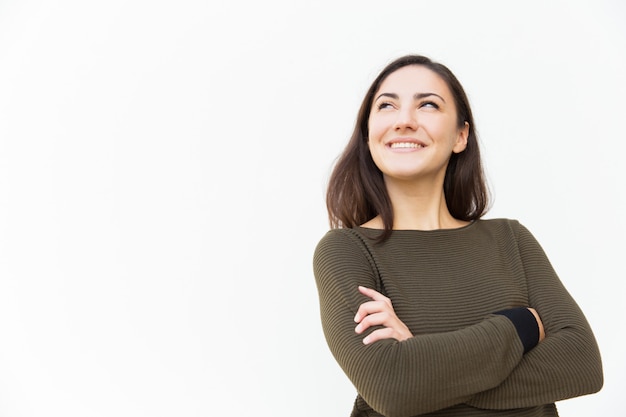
[354,286,414,345]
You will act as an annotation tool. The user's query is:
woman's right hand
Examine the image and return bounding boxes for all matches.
[354,286,414,345]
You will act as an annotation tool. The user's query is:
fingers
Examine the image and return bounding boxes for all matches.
[354,286,414,344]
[362,327,396,345]
[354,286,391,323]
[355,310,391,334]
[354,287,395,337]
[358,285,390,303]
[357,316,409,345]
[354,299,389,324]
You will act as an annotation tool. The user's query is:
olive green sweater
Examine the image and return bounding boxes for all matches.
[313,219,603,417]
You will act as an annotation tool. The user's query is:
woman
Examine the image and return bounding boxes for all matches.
[313,55,603,417]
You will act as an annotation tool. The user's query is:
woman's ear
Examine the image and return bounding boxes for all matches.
[452,122,469,154]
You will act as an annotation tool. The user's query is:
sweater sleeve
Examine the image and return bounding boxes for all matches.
[313,229,529,417]
[466,222,603,409]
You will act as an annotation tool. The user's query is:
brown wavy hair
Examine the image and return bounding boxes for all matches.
[326,55,489,241]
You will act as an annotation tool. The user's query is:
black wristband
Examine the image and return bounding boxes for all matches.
[494,307,540,353]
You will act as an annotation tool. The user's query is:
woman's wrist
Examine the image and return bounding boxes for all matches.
[494,307,541,353]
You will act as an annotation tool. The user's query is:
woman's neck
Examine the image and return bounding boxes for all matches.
[391,192,463,230]
[363,176,468,231]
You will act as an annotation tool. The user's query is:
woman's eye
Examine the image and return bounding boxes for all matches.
[421,101,439,109]
[377,102,394,110]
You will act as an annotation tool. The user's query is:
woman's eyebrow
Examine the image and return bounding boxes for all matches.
[374,92,446,103]
[414,92,446,103]
[374,92,399,102]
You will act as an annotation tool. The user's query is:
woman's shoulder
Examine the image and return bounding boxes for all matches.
[313,228,380,275]
[314,227,385,261]
[476,217,522,230]
[314,227,371,252]
[475,217,539,242]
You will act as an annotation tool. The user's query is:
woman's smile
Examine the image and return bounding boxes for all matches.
[387,137,427,151]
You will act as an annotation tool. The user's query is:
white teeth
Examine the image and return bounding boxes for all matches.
[390,142,423,148]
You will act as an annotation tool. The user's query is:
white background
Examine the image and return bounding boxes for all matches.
[0,1,624,416]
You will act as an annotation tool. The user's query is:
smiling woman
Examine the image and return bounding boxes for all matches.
[313,55,603,417]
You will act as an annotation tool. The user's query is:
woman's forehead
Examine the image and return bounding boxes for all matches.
[376,65,450,97]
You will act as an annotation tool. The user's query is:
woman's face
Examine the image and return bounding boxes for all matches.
[367,65,468,184]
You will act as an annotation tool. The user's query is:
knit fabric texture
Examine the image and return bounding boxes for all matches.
[313,218,603,417]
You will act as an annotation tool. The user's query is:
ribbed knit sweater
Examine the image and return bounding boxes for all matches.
[313,219,603,417]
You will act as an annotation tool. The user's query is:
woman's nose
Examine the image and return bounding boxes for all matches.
[394,108,418,131]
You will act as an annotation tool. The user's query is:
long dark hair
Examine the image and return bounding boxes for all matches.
[326,55,489,241]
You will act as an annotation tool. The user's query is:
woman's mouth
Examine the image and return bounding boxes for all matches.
[389,142,424,149]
